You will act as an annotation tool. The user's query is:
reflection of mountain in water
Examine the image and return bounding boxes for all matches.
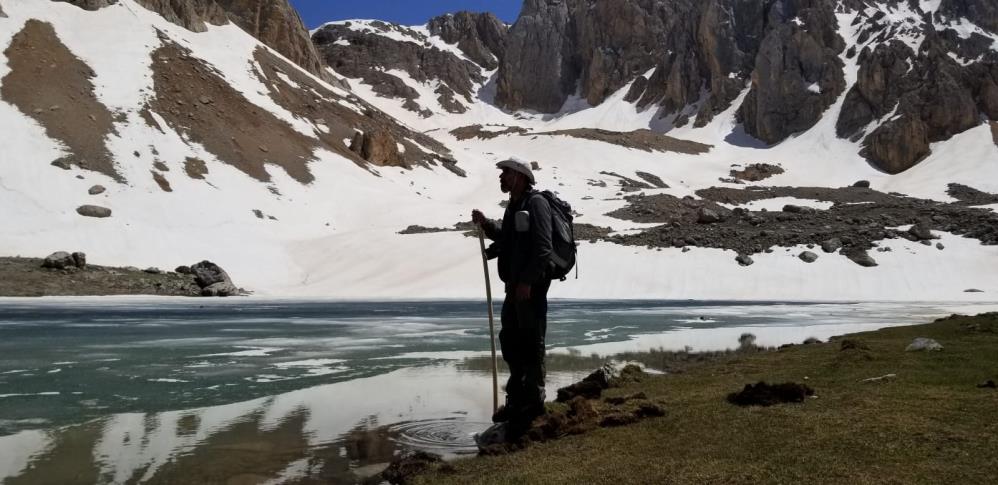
[0,366,494,484]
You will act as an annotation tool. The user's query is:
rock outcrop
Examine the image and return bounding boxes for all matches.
[0,1,8,17]
[835,3,997,173]
[427,11,508,70]
[312,21,487,115]
[129,0,325,78]
[349,129,404,167]
[498,0,843,133]
[736,0,846,144]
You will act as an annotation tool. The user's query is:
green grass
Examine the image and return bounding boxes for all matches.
[416,313,998,485]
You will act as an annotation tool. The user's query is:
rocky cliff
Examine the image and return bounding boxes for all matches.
[312,14,502,116]
[495,0,997,173]
[52,0,325,78]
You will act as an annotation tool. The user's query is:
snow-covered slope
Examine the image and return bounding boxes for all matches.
[1,0,996,300]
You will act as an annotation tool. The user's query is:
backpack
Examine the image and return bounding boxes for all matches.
[532,190,577,281]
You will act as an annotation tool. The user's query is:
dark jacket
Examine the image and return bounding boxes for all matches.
[481,190,553,287]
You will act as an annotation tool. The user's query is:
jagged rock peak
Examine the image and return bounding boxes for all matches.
[427,11,508,70]
[497,0,795,127]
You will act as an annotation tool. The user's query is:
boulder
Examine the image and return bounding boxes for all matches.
[77,205,112,218]
[349,129,405,167]
[175,265,192,274]
[88,184,106,195]
[71,252,87,269]
[0,2,6,17]
[190,260,240,296]
[908,223,934,241]
[696,207,723,224]
[821,238,843,253]
[905,337,943,352]
[783,204,815,214]
[799,251,818,263]
[852,180,870,188]
[727,381,814,406]
[735,253,754,266]
[42,251,76,270]
[143,267,162,274]
[847,250,878,267]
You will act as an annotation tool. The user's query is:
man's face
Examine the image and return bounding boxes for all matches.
[499,167,517,193]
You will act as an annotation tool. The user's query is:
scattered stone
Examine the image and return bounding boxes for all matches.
[71,252,86,269]
[697,207,722,224]
[198,95,213,104]
[76,205,112,218]
[847,250,878,267]
[143,267,162,274]
[727,382,814,406]
[919,240,932,246]
[936,243,944,250]
[905,337,943,352]
[852,180,871,188]
[782,204,815,214]
[964,289,983,293]
[51,160,72,170]
[735,253,754,266]
[88,185,106,195]
[42,251,76,270]
[175,265,191,274]
[530,161,540,171]
[799,251,818,263]
[860,373,896,383]
[803,337,822,345]
[977,380,997,389]
[821,238,842,253]
[908,223,934,241]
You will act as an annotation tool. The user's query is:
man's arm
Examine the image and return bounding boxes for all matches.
[472,209,501,241]
[519,195,553,285]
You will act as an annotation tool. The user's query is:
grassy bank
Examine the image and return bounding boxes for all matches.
[417,313,998,484]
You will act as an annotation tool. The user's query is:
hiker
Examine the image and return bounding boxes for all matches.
[472,157,553,429]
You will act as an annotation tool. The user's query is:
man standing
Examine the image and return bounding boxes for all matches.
[472,157,553,431]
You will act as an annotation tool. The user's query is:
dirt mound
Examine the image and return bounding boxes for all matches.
[531,128,712,155]
[1,20,121,181]
[727,381,814,406]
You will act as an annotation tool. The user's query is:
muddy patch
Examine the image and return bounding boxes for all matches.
[948,183,998,206]
[729,163,784,182]
[530,128,712,155]
[146,42,318,184]
[607,186,998,264]
[449,124,529,140]
[1,20,121,181]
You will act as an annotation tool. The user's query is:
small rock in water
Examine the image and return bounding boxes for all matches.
[905,337,943,352]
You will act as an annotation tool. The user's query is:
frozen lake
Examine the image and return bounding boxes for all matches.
[2,299,996,484]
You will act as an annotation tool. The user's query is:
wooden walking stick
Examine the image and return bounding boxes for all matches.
[477,226,499,415]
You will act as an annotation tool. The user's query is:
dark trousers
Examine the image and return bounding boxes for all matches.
[498,279,550,413]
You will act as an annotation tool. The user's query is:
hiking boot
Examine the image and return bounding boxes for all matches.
[492,398,520,423]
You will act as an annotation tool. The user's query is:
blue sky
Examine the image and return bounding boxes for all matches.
[289,1,522,28]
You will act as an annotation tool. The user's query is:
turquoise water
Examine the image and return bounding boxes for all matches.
[1,299,991,484]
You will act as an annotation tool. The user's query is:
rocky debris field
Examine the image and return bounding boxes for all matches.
[727,163,785,183]
[947,183,998,206]
[606,185,998,266]
[0,255,245,297]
